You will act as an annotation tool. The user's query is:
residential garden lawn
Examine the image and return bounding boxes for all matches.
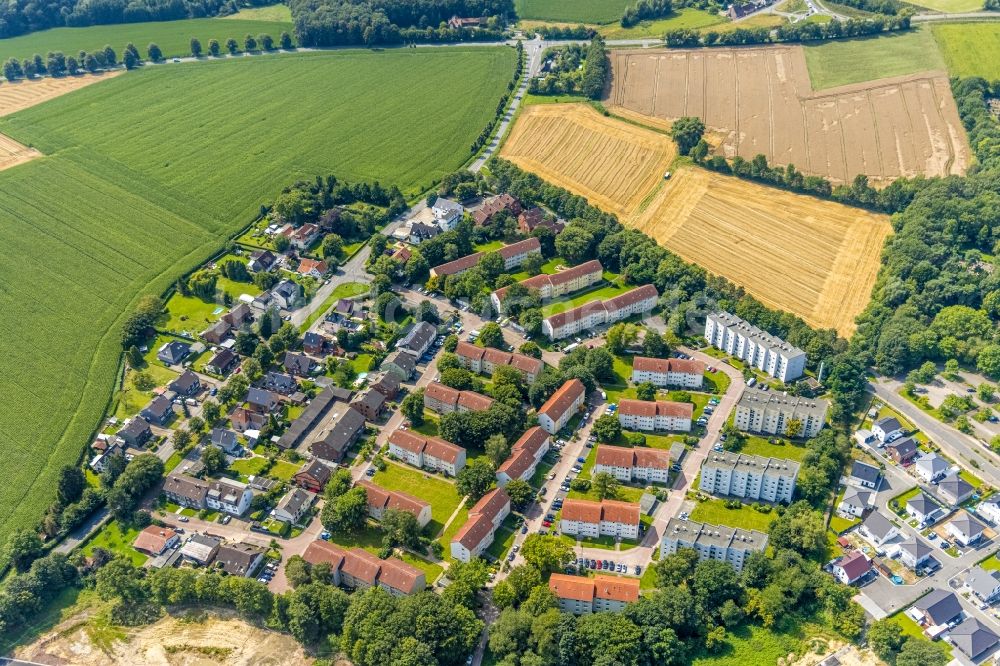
[704,369,731,394]
[286,404,305,421]
[567,483,646,504]
[268,459,301,481]
[373,463,463,537]
[540,280,629,317]
[412,411,441,436]
[640,563,659,590]
[298,281,370,332]
[688,498,777,533]
[933,24,1000,79]
[979,553,1000,571]
[0,47,516,561]
[802,28,945,90]
[509,256,563,281]
[598,8,726,39]
[83,520,148,566]
[888,487,924,516]
[162,277,261,336]
[349,353,374,374]
[515,0,631,23]
[530,459,555,487]
[960,469,985,490]
[223,3,293,20]
[739,435,811,462]
[829,515,860,534]
[438,505,470,557]
[474,240,505,252]
[0,17,294,64]
[229,455,271,481]
[113,363,180,418]
[891,611,927,641]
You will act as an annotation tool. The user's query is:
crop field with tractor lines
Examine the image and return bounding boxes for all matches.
[0,47,516,560]
[500,103,892,336]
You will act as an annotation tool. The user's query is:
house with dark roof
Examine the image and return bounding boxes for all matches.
[202,319,232,345]
[215,542,264,577]
[848,461,881,490]
[205,348,237,376]
[303,331,327,355]
[272,280,302,309]
[906,491,943,526]
[368,371,400,399]
[140,395,174,426]
[157,340,191,365]
[472,193,521,226]
[274,488,316,524]
[284,351,314,377]
[264,371,298,395]
[838,487,872,518]
[169,369,202,397]
[939,472,975,506]
[397,321,437,358]
[947,510,987,547]
[859,511,899,548]
[885,437,918,465]
[309,407,366,462]
[915,452,949,484]
[210,428,239,454]
[872,416,904,443]
[349,387,387,422]
[223,303,253,328]
[248,250,277,273]
[381,350,417,381]
[247,387,280,413]
[118,416,153,448]
[898,537,934,570]
[911,588,962,627]
[180,533,220,565]
[293,459,332,493]
[949,617,999,662]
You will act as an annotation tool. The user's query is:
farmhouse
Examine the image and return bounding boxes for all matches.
[594,445,672,484]
[659,518,767,572]
[549,574,640,615]
[541,284,658,340]
[699,452,799,503]
[537,378,586,435]
[616,399,692,432]
[496,426,550,486]
[631,356,705,389]
[358,480,432,528]
[490,259,604,311]
[559,498,640,540]
[430,237,541,278]
[387,429,467,476]
[453,341,543,382]
[423,381,494,415]
[450,487,511,563]
[733,388,828,438]
[704,312,806,382]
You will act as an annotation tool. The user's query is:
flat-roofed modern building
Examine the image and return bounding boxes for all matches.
[734,388,828,438]
[699,451,799,503]
[704,312,806,382]
[660,518,768,572]
[631,356,705,389]
[549,573,640,614]
[617,399,693,432]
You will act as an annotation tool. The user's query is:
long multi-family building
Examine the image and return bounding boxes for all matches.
[660,518,768,572]
[537,378,586,435]
[453,341,544,383]
[162,475,253,516]
[430,237,541,278]
[699,451,799,503]
[496,426,550,486]
[387,429,467,476]
[302,541,426,596]
[560,498,640,540]
[594,445,672,484]
[490,260,604,311]
[358,480,432,528]
[541,284,658,340]
[617,399,692,432]
[423,381,495,415]
[450,487,511,563]
[548,574,640,614]
[631,356,705,389]
[734,388,828,438]
[704,312,806,382]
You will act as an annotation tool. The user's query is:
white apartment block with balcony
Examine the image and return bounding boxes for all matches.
[660,518,768,572]
[704,312,806,382]
[699,452,799,503]
[734,388,828,439]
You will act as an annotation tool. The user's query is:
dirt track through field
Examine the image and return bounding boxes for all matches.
[608,46,970,184]
[0,72,121,171]
[500,103,891,336]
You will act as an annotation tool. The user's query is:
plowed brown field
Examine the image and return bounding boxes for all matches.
[608,46,970,185]
[500,103,891,336]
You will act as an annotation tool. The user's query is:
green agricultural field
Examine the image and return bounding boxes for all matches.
[803,28,945,90]
[933,23,1000,80]
[599,9,726,39]
[515,0,632,23]
[0,18,294,64]
[0,47,515,562]
[223,3,293,21]
[910,0,984,11]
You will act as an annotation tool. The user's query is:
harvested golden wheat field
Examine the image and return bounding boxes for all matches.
[0,71,121,117]
[501,103,891,336]
[0,133,40,171]
[608,46,970,184]
[500,103,675,216]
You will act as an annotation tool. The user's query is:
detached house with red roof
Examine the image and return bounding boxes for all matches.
[631,356,705,389]
[496,427,550,486]
[423,381,495,415]
[560,498,640,540]
[549,574,640,614]
[832,551,871,585]
[450,487,511,563]
[537,379,586,435]
[617,399,693,432]
[387,429,467,476]
[541,284,658,340]
[594,445,672,484]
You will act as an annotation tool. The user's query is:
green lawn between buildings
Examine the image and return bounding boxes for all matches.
[688,498,777,533]
[372,463,464,538]
[82,520,148,567]
[0,46,515,563]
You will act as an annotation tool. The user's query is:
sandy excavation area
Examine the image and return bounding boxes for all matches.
[500,103,891,336]
[608,46,970,184]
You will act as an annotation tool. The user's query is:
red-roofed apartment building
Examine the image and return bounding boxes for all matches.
[358,480,432,528]
[423,381,495,415]
[537,379,586,435]
[450,487,511,563]
[491,260,604,311]
[631,356,705,390]
[617,399,693,432]
[549,573,640,614]
[560,498,640,540]
[453,341,543,383]
[542,284,658,340]
[387,429,467,476]
[430,237,541,278]
[594,445,672,484]
[496,427,550,486]
[333,546,426,596]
